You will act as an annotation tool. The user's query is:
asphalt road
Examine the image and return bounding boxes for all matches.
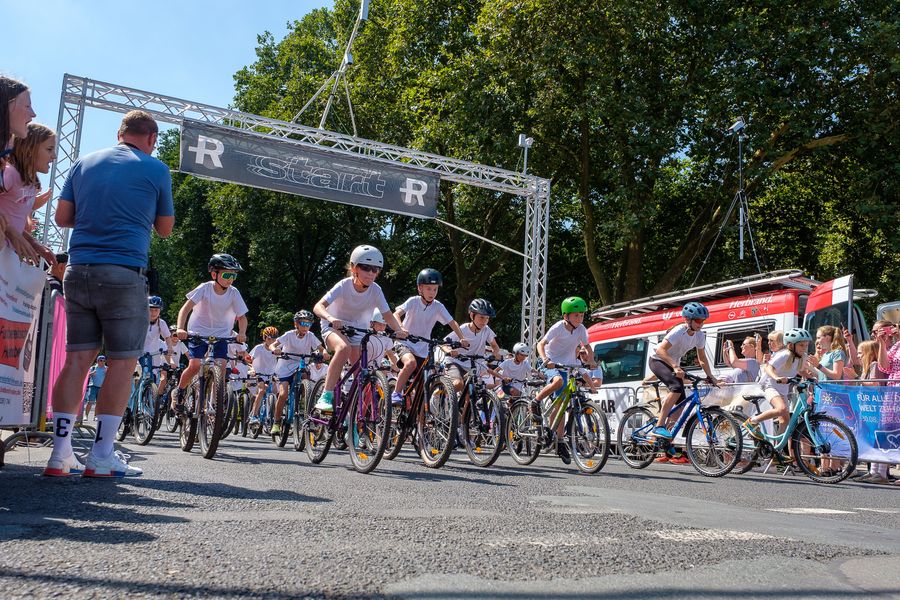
[1,428,898,599]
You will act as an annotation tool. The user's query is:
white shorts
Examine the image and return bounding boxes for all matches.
[763,386,788,402]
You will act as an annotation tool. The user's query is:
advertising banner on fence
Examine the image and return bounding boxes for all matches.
[816,382,900,464]
[179,120,439,219]
[0,246,46,427]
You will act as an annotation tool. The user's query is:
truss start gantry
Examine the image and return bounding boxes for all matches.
[37,74,551,347]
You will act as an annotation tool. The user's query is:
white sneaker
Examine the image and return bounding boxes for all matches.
[314,394,334,413]
[43,453,85,477]
[83,450,143,478]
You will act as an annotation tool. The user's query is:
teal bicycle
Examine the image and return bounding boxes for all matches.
[732,377,858,484]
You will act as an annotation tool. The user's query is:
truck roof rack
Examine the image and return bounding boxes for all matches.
[591,269,813,321]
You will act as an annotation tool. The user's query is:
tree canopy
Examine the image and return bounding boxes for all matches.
[151,0,898,343]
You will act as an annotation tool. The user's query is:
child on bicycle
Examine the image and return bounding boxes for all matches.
[145,295,173,390]
[312,245,407,412]
[271,310,327,435]
[172,253,249,413]
[82,355,107,421]
[367,308,400,368]
[743,328,814,439]
[493,342,539,398]
[533,296,594,464]
[248,326,279,425]
[442,298,503,393]
[647,302,719,440]
[391,268,469,407]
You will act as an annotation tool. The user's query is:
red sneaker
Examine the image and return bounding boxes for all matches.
[669,455,691,465]
[654,455,670,463]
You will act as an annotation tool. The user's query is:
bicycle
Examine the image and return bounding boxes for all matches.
[158,364,183,434]
[248,374,277,440]
[506,365,610,473]
[273,351,322,450]
[384,334,459,468]
[179,335,234,459]
[223,371,255,439]
[117,352,163,446]
[616,372,743,477]
[455,354,506,467]
[302,326,392,474]
[731,377,857,483]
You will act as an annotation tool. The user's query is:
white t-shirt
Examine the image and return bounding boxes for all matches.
[308,362,327,382]
[759,349,802,393]
[444,323,496,369]
[275,330,322,378]
[186,282,249,338]
[144,318,171,354]
[250,343,278,376]
[397,296,453,357]
[170,341,188,367]
[497,358,533,384]
[541,320,588,366]
[366,334,393,367]
[227,341,247,361]
[320,277,391,333]
[650,323,706,365]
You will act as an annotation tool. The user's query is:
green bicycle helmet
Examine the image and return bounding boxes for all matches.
[561,296,588,314]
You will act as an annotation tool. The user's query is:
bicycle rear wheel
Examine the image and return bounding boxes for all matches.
[304,379,332,463]
[461,390,505,468]
[180,386,198,452]
[133,382,157,446]
[791,414,857,483]
[616,406,656,469]
[684,408,742,477]
[570,401,610,474]
[505,399,541,465]
[728,410,760,475]
[274,397,290,448]
[348,372,391,473]
[116,406,131,441]
[417,376,458,468]
[220,390,237,440]
[198,366,226,459]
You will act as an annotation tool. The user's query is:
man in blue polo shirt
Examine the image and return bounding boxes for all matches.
[44,110,174,478]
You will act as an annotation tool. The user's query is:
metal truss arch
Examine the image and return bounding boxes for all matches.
[36,74,550,346]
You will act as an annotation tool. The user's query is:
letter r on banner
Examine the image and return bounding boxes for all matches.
[188,135,225,169]
[400,178,427,207]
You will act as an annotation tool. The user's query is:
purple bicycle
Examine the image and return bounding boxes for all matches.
[302,326,392,474]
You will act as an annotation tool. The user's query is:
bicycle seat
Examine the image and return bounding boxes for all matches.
[743,394,765,401]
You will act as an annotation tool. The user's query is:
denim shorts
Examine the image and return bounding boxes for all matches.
[187,338,229,360]
[63,264,149,359]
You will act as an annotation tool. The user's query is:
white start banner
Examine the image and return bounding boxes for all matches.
[0,246,46,427]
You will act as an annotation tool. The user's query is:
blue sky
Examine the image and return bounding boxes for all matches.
[5,0,331,186]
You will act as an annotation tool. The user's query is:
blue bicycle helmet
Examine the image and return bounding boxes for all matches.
[681,302,709,320]
[784,328,812,345]
[148,295,163,309]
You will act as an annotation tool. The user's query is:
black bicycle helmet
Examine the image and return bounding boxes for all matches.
[416,268,443,286]
[468,298,496,318]
[294,310,315,323]
[208,253,243,272]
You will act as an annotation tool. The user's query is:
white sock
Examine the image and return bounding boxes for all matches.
[49,412,76,460]
[91,414,121,458]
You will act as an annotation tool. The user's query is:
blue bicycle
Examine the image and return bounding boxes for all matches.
[249,374,277,440]
[272,351,323,450]
[118,351,164,446]
[616,372,743,477]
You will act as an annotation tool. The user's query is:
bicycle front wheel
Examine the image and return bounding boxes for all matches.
[684,408,742,477]
[198,366,226,459]
[417,376,458,468]
[791,414,858,484]
[616,406,656,469]
[293,380,311,451]
[348,372,391,474]
[220,390,237,440]
[180,386,198,452]
[570,401,610,474]
[304,379,332,464]
[505,399,541,465]
[133,382,157,446]
[116,406,131,441]
[461,390,505,468]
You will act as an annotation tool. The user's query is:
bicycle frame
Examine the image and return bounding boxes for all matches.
[749,381,818,453]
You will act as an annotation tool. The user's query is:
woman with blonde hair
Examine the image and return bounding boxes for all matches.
[808,325,848,381]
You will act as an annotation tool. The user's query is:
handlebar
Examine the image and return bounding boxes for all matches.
[186,335,237,345]
[276,351,324,363]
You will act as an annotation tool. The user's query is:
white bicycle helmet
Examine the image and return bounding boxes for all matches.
[350,245,384,268]
[371,308,386,324]
[513,342,530,355]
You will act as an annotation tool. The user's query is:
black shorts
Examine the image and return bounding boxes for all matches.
[648,358,685,399]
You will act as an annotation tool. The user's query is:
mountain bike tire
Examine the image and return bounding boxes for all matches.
[791,414,858,484]
[198,366,226,459]
[417,376,458,468]
[616,405,656,469]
